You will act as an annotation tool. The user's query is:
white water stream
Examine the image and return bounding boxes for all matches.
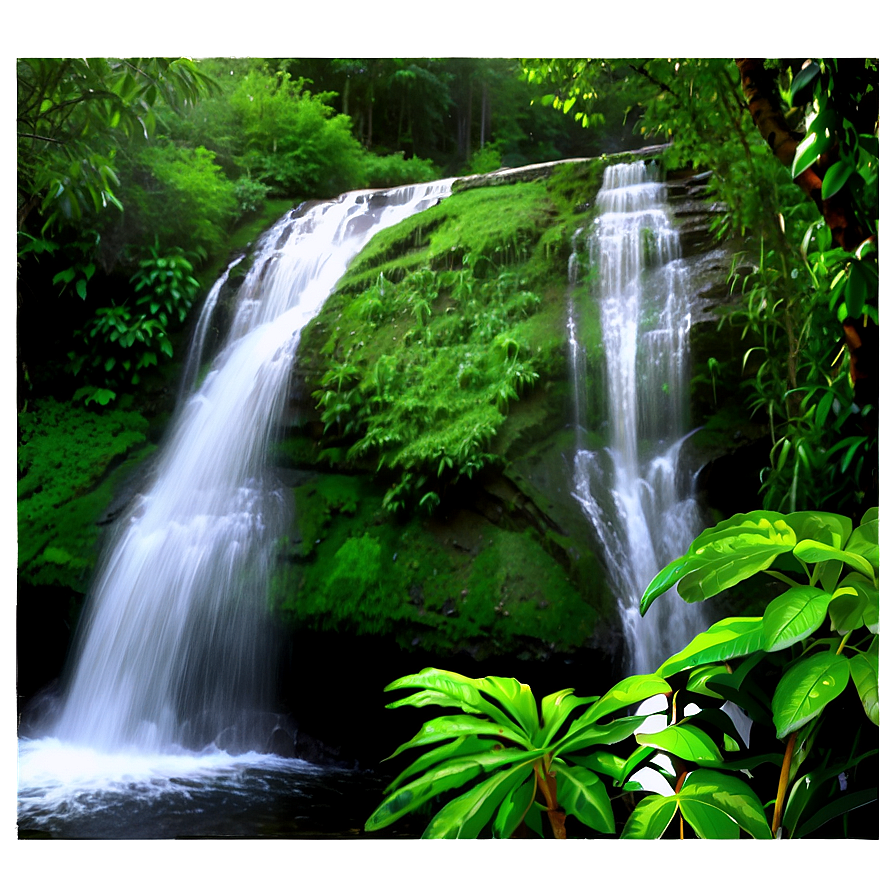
[18,179,453,832]
[570,162,707,673]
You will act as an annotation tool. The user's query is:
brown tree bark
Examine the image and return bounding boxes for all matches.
[735,58,877,430]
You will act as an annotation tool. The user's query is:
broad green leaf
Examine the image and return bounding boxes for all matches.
[827,589,868,634]
[619,744,656,786]
[640,554,707,614]
[771,652,851,739]
[678,796,739,838]
[658,617,764,678]
[789,61,820,106]
[761,585,832,652]
[422,762,532,838]
[538,688,598,747]
[477,676,540,736]
[636,721,723,764]
[785,510,852,549]
[385,668,522,735]
[385,714,531,760]
[492,776,536,838]
[366,747,537,831]
[555,714,646,755]
[678,769,772,839]
[384,736,500,794]
[569,749,627,782]
[849,652,879,725]
[821,160,855,199]
[620,794,677,839]
[844,259,877,318]
[860,507,878,526]
[554,762,615,833]
[643,512,798,611]
[845,516,879,569]
[792,121,836,179]
[792,540,876,582]
[574,674,670,728]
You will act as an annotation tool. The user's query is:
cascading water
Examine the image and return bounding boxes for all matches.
[18,179,453,833]
[570,161,706,674]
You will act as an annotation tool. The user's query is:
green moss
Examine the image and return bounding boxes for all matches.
[18,397,155,590]
[272,471,598,657]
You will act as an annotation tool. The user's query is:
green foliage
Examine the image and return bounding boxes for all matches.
[641,507,878,836]
[17,57,217,234]
[365,668,669,838]
[66,244,202,404]
[465,143,504,174]
[363,152,441,188]
[228,67,366,198]
[18,397,153,589]
[117,139,237,254]
[371,507,878,838]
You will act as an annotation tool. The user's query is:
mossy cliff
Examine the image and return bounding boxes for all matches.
[18,153,757,716]
[269,152,756,669]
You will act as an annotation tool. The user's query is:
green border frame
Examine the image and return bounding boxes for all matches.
[0,0,896,896]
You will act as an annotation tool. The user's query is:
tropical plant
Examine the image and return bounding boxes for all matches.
[364,667,671,838]
[637,506,879,838]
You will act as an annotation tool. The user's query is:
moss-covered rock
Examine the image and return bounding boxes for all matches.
[271,471,601,661]
[17,398,156,592]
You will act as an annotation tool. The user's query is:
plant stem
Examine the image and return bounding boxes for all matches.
[535,761,567,839]
[772,731,798,835]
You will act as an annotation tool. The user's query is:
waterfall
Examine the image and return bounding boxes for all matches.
[48,179,454,755]
[570,161,706,673]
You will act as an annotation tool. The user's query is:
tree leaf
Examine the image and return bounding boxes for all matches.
[789,61,820,106]
[384,668,524,736]
[578,674,670,726]
[761,585,832,652]
[421,762,532,838]
[784,510,852,549]
[792,539,876,581]
[771,652,850,739]
[620,794,677,839]
[822,160,855,200]
[555,714,646,755]
[554,762,615,833]
[827,589,868,634]
[636,721,723,764]
[844,516,879,569]
[658,617,764,678]
[678,769,772,839]
[849,652,879,726]
[795,788,878,838]
[384,714,531,760]
[568,749,627,782]
[384,736,500,794]
[844,260,877,318]
[537,689,597,747]
[492,776,535,838]
[641,512,798,612]
[366,746,537,831]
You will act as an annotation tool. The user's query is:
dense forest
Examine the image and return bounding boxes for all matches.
[17,57,878,843]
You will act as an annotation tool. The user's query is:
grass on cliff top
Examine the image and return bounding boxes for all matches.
[297,168,603,513]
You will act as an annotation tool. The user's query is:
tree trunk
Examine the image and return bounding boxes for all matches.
[735,58,877,441]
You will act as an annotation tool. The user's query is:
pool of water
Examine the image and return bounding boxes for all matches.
[17,737,423,839]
